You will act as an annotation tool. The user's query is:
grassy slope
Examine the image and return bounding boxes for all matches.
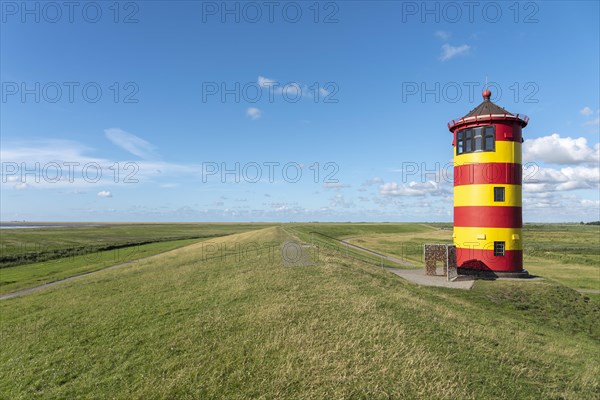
[289,222,435,239]
[288,223,436,269]
[345,228,452,266]
[341,224,600,291]
[0,223,270,267]
[1,227,598,399]
[0,238,204,295]
[523,224,600,290]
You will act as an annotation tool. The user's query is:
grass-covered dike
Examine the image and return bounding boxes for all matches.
[0,224,598,399]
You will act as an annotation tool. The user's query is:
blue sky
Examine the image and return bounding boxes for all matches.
[1,1,599,222]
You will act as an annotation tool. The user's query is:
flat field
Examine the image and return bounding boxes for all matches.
[0,223,598,399]
[0,223,272,294]
[338,223,600,291]
[0,223,270,267]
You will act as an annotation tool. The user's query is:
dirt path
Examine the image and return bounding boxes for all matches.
[0,244,196,301]
[336,238,474,290]
[338,239,415,267]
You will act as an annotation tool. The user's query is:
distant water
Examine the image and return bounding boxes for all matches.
[0,224,100,229]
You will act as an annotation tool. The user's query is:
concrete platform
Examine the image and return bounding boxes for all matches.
[458,268,533,279]
[385,267,475,290]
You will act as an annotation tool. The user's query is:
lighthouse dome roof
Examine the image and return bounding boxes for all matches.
[462,89,514,118]
[447,89,529,131]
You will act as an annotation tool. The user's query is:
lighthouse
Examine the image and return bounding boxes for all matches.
[448,89,529,277]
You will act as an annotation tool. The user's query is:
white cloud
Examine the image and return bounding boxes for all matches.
[379,181,447,197]
[1,139,94,164]
[14,182,29,190]
[523,192,600,218]
[440,44,470,61]
[561,166,600,182]
[579,107,599,128]
[330,194,355,208]
[435,30,451,40]
[523,133,599,164]
[361,177,383,186]
[323,182,350,189]
[256,75,331,101]
[246,107,262,120]
[584,117,600,126]
[104,128,157,159]
[524,165,599,193]
[0,138,206,191]
[97,190,112,198]
[281,83,302,99]
[257,76,277,88]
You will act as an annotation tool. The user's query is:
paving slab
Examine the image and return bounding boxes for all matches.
[386,267,475,290]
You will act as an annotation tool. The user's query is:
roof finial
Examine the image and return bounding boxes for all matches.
[482,77,491,101]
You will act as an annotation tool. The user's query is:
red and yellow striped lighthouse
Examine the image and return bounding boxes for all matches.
[448,89,529,277]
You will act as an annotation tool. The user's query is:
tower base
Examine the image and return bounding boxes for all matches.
[458,268,531,279]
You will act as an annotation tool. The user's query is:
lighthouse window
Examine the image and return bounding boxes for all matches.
[456,131,464,153]
[494,241,506,257]
[465,129,474,152]
[484,126,495,150]
[474,132,483,151]
[494,187,505,202]
[456,126,496,155]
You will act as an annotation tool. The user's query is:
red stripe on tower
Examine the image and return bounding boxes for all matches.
[493,122,523,142]
[454,206,522,228]
[455,248,523,272]
[454,163,522,186]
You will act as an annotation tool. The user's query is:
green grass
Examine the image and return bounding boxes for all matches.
[0,238,205,295]
[345,230,453,267]
[286,223,435,269]
[1,227,598,399]
[0,223,270,267]
[583,292,600,303]
[522,224,600,290]
[525,261,599,291]
[289,222,435,240]
[523,224,600,267]
[2,222,596,293]
[328,223,599,291]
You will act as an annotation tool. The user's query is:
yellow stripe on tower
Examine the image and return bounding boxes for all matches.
[453,227,522,250]
[454,141,522,165]
[454,184,522,207]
